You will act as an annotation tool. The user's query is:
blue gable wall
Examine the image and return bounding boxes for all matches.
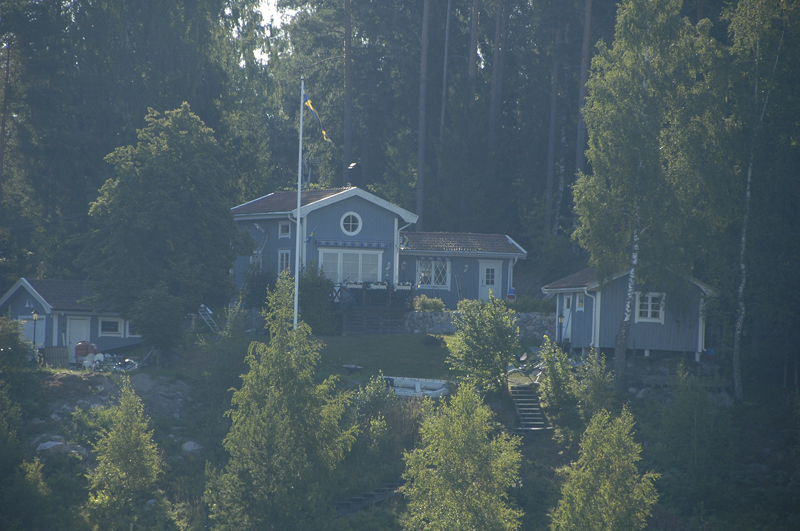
[233,195,401,288]
[597,276,704,353]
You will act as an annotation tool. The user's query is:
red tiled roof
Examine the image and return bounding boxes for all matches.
[541,267,598,291]
[231,187,354,215]
[401,232,526,256]
[26,279,100,312]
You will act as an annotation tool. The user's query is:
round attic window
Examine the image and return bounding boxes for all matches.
[341,212,362,236]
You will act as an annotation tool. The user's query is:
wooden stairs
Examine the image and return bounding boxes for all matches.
[510,385,550,436]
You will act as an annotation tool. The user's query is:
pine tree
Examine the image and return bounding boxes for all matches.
[402,384,522,531]
[550,407,658,531]
[205,270,356,530]
[87,376,171,530]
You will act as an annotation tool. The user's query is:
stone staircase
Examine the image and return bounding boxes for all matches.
[510,385,549,436]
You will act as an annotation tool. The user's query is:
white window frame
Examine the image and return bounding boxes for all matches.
[99,318,123,337]
[340,211,363,236]
[635,292,665,324]
[576,293,585,312]
[278,250,291,273]
[416,259,451,290]
[318,249,382,283]
[279,221,291,239]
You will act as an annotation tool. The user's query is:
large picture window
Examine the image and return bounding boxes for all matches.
[417,259,450,289]
[319,250,381,283]
[635,292,665,323]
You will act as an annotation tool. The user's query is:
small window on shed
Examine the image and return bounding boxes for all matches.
[577,293,585,311]
[279,222,291,238]
[99,319,122,337]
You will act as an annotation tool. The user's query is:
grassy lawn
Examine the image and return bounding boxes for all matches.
[316,333,455,383]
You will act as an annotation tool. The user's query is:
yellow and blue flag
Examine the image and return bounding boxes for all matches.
[303,89,332,143]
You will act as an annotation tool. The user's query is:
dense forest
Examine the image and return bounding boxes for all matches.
[1,0,799,378]
[1,0,799,529]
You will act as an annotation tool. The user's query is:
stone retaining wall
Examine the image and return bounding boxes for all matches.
[405,311,556,340]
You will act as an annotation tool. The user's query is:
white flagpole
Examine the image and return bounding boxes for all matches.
[294,78,304,329]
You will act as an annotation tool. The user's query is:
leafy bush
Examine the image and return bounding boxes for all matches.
[413,294,445,312]
[0,317,33,369]
[299,261,337,336]
[537,337,580,440]
[572,349,616,423]
[537,338,616,446]
[447,295,520,392]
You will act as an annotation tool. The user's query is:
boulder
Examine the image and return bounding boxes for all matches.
[37,440,69,455]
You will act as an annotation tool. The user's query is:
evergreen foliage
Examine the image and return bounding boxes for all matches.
[299,261,337,336]
[205,270,356,530]
[550,407,659,531]
[86,375,172,530]
[401,384,523,531]
[649,363,735,512]
[537,337,616,445]
[447,294,520,391]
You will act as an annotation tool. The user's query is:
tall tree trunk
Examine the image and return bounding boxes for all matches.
[469,0,480,107]
[575,0,593,176]
[732,162,750,401]
[488,0,507,148]
[732,26,785,401]
[436,0,452,188]
[0,40,12,207]
[416,0,430,230]
[543,26,563,237]
[343,0,353,186]
[615,212,639,391]
[552,123,566,237]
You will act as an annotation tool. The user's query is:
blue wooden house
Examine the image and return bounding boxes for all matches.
[398,231,526,309]
[231,187,526,310]
[0,278,142,364]
[541,267,712,361]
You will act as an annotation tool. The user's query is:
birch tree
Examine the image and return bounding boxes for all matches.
[574,0,710,389]
[725,0,796,400]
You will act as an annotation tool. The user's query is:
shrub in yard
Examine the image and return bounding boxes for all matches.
[538,338,616,446]
[0,317,32,368]
[447,294,520,392]
[537,337,581,446]
[414,294,445,312]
